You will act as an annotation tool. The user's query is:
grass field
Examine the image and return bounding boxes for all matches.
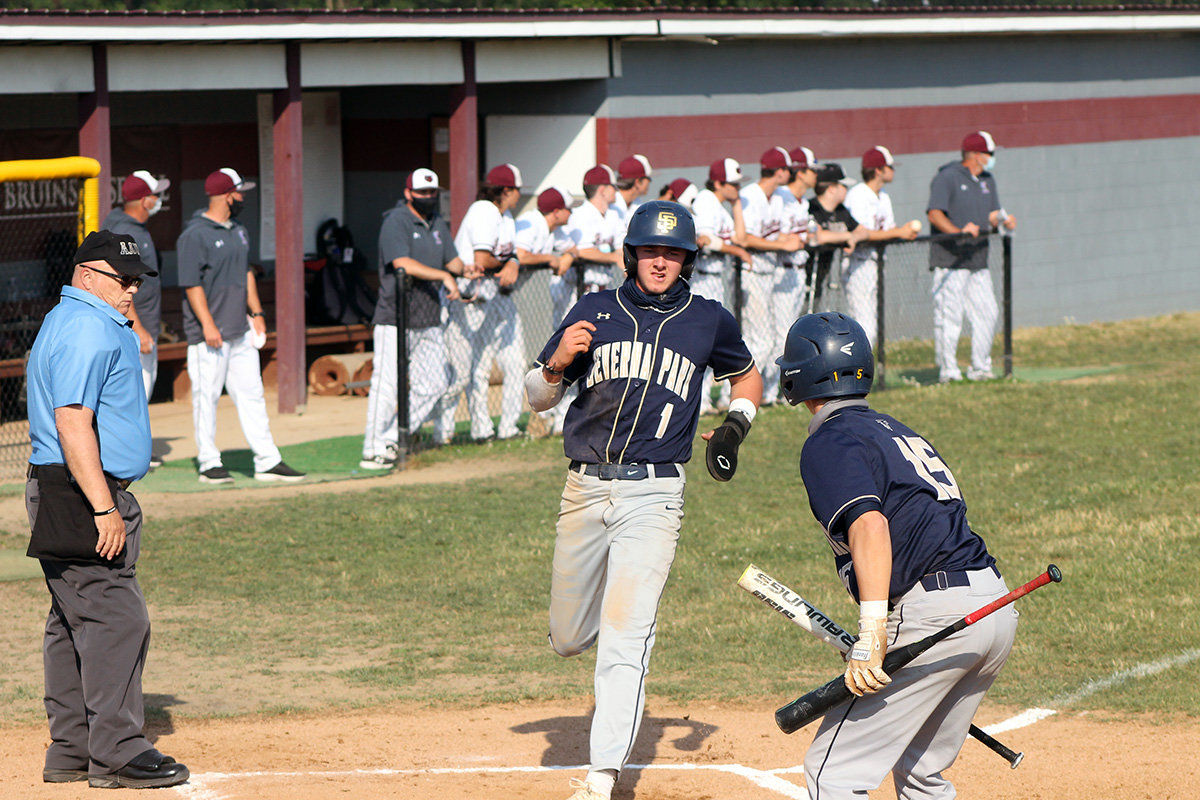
[0,313,1196,726]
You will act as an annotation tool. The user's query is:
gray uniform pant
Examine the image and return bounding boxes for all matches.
[548,467,686,774]
[26,480,153,776]
[803,567,1018,800]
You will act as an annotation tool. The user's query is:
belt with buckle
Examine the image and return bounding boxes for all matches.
[569,461,679,480]
[28,463,133,491]
[919,565,1000,592]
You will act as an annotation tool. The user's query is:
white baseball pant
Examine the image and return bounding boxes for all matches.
[542,274,579,433]
[548,467,686,774]
[187,330,282,473]
[844,257,879,349]
[931,267,998,382]
[803,568,1017,800]
[362,324,451,460]
[139,343,158,401]
[742,267,796,405]
[438,296,526,441]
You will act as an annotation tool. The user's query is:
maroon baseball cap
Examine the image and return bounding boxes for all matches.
[669,179,697,208]
[760,146,793,171]
[961,131,996,154]
[789,147,818,171]
[205,168,255,196]
[583,164,617,186]
[617,154,652,180]
[121,170,170,202]
[484,163,523,188]
[537,185,580,214]
[406,168,440,191]
[862,146,895,170]
[709,158,743,183]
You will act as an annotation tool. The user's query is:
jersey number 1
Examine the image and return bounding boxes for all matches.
[892,435,962,501]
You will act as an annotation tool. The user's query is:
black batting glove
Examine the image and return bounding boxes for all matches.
[705,409,751,482]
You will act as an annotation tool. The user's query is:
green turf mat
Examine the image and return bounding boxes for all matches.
[1011,365,1125,382]
[0,549,41,583]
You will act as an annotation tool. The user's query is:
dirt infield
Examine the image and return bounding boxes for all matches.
[1,702,1197,799]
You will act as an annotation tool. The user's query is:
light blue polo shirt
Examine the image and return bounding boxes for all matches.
[27,286,152,481]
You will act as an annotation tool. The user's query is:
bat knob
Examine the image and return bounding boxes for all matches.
[1048,564,1062,583]
[1010,752,1024,769]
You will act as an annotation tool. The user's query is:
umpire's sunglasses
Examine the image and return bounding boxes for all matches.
[86,266,144,290]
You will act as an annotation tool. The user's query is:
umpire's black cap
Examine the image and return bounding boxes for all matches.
[73,230,158,277]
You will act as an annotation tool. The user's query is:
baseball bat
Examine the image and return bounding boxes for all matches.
[737,565,1024,768]
[775,564,1063,735]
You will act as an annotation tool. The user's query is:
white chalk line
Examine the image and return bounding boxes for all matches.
[173,647,1200,799]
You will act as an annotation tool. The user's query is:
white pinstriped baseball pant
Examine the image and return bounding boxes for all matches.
[362,324,450,460]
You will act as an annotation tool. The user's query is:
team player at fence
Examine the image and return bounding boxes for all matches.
[775,146,818,354]
[842,146,921,347]
[177,168,304,484]
[516,185,579,436]
[927,131,1017,383]
[525,201,762,800]
[691,157,751,414]
[438,163,523,443]
[776,311,1018,800]
[656,177,697,208]
[566,164,624,295]
[740,146,802,405]
[361,168,464,468]
[808,163,870,312]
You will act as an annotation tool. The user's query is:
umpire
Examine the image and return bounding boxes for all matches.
[25,230,189,790]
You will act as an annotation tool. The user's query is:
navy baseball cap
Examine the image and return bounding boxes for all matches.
[73,230,157,277]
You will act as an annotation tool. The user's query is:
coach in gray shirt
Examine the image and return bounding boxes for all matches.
[926,130,1018,383]
[176,168,304,485]
[101,170,167,407]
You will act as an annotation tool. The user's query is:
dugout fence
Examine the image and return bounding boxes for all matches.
[0,157,100,482]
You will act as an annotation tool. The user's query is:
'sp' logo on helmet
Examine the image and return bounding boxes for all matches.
[655,211,678,234]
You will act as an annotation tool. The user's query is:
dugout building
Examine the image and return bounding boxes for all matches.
[0,6,1197,414]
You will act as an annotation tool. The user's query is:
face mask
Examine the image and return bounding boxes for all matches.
[985,154,996,172]
[228,197,245,219]
[146,196,162,218]
[412,196,439,218]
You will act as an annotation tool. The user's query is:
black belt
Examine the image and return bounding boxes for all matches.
[569,461,680,480]
[919,565,1000,592]
[28,463,133,491]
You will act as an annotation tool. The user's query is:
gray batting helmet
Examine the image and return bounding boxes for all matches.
[622,200,698,279]
[776,312,874,405]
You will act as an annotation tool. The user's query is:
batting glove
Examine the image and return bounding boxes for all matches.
[845,616,892,696]
[705,408,751,482]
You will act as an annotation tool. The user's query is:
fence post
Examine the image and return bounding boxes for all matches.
[393,269,410,469]
[734,264,744,328]
[875,251,887,391]
[1002,234,1013,378]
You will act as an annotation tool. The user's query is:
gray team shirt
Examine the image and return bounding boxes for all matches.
[926,161,1001,271]
[372,202,456,330]
[101,208,161,339]
[176,209,251,345]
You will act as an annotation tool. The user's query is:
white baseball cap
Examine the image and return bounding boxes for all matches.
[407,168,440,191]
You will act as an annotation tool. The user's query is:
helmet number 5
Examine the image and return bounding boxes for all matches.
[892,435,962,501]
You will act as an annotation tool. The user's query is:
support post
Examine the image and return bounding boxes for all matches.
[449,41,478,228]
[273,41,306,414]
[78,44,111,219]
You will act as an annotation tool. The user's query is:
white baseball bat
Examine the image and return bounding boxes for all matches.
[736,563,1024,768]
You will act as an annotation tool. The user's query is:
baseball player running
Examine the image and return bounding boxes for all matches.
[842,146,920,348]
[437,163,523,443]
[525,201,762,800]
[739,147,802,406]
[776,311,1018,800]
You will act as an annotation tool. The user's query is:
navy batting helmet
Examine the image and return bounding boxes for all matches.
[622,200,698,279]
[776,312,874,405]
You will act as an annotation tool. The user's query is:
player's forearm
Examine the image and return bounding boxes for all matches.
[184,286,218,329]
[473,250,505,270]
[927,209,959,234]
[394,257,454,283]
[55,405,115,512]
[742,234,787,252]
[245,271,264,316]
[729,366,764,407]
[516,248,555,267]
[847,510,893,604]
[576,247,620,265]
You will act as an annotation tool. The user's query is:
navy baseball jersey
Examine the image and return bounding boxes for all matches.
[537,281,753,465]
[800,400,994,602]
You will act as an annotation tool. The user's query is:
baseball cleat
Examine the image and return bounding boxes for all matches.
[254,461,307,482]
[358,455,396,470]
[198,466,234,484]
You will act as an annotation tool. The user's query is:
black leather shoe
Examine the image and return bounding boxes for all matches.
[43,766,88,783]
[88,748,189,789]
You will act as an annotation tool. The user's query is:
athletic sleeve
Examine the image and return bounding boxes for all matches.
[879,193,896,230]
[706,306,755,381]
[801,430,884,539]
[739,189,764,238]
[456,205,500,263]
[379,212,413,267]
[569,209,599,250]
[691,192,721,238]
[174,228,204,288]
[48,315,119,414]
[927,168,954,214]
[842,186,871,228]
[514,214,541,253]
